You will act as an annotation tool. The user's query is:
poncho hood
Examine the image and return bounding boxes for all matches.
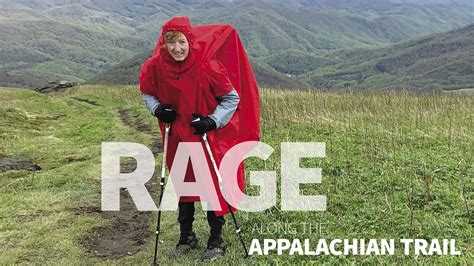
[154,16,197,77]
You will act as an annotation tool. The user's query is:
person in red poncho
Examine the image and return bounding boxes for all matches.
[139,16,260,261]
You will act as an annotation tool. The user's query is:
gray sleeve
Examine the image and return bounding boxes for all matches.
[209,88,240,128]
[142,93,160,116]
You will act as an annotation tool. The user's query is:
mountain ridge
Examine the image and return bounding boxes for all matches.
[1,0,472,88]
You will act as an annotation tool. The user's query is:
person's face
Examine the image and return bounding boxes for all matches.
[165,32,189,62]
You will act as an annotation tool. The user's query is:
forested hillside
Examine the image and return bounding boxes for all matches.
[303,24,474,90]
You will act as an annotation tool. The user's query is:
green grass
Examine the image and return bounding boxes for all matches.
[0,86,472,264]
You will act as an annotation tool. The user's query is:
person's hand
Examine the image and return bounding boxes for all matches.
[190,113,217,135]
[154,104,177,123]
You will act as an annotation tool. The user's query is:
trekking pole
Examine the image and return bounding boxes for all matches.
[200,132,249,258]
[152,123,171,266]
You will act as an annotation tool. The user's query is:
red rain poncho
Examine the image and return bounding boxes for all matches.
[138,16,260,216]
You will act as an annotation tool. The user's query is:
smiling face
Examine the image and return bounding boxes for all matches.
[164,31,189,62]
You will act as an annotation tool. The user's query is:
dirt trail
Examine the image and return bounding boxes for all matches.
[80,109,162,259]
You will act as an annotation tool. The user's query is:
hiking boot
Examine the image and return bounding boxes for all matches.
[169,232,199,259]
[201,238,226,261]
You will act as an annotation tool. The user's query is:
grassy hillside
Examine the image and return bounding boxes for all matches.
[0,85,472,264]
[1,0,473,88]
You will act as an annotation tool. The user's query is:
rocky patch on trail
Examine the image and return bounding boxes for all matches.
[80,109,162,260]
[34,81,78,93]
[0,156,41,172]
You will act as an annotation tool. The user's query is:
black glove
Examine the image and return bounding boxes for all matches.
[154,104,177,123]
[190,113,217,135]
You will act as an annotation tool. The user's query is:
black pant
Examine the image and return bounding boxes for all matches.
[178,202,225,240]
